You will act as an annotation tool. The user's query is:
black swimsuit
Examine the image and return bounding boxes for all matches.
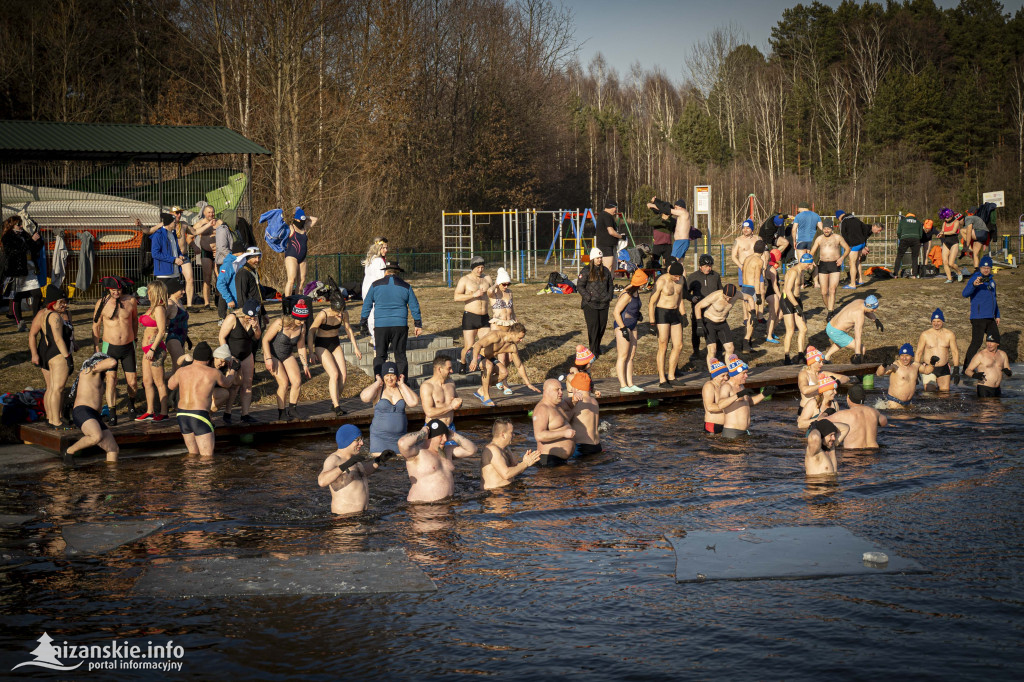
[43,312,74,371]
[227,316,257,361]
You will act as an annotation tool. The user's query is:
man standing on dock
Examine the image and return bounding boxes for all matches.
[468,323,540,405]
[92,276,139,423]
[685,254,722,364]
[397,419,477,503]
[694,283,741,364]
[532,379,576,465]
[648,261,687,387]
[167,342,237,457]
[360,259,423,384]
[780,255,814,365]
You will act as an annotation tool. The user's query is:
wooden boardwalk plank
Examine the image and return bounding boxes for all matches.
[18,363,878,457]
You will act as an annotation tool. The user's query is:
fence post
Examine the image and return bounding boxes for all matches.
[336,254,340,285]
[446,252,452,287]
[519,250,524,282]
[720,244,727,276]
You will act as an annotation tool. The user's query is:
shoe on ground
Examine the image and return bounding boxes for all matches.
[783,356,793,365]
[152,414,168,422]
[766,336,780,344]
[333,405,347,416]
[659,380,673,388]
[957,273,963,282]
[240,414,259,423]
[223,413,233,425]
[629,385,644,392]
[100,405,111,419]
[944,279,953,283]
[135,412,154,422]
[285,406,301,421]
[842,284,857,289]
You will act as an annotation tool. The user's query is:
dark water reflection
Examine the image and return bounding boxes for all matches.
[1,382,1023,679]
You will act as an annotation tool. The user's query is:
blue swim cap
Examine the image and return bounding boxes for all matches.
[980,255,993,268]
[742,219,755,230]
[335,424,362,449]
[294,206,306,222]
[931,308,944,322]
[800,253,814,264]
[835,209,846,219]
[774,215,784,227]
[864,295,879,309]
[899,343,914,356]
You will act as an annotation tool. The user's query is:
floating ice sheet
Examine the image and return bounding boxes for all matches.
[62,519,170,555]
[133,550,436,597]
[667,526,927,583]
[0,514,38,527]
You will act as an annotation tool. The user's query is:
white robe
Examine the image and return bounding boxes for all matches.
[361,256,387,338]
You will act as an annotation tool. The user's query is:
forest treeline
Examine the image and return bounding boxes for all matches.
[2,0,1024,250]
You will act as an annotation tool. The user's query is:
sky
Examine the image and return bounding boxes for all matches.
[563,0,1024,81]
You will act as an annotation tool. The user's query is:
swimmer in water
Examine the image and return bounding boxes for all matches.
[701,358,730,434]
[716,355,776,438]
[798,346,854,412]
[166,341,237,457]
[875,343,936,409]
[317,424,396,515]
[532,378,576,465]
[797,373,840,431]
[480,418,540,490]
[419,355,463,428]
[567,371,601,456]
[805,419,850,476]
[397,419,477,503]
[827,385,887,449]
[916,308,960,391]
[965,334,1011,398]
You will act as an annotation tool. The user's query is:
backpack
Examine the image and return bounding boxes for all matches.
[546,271,576,293]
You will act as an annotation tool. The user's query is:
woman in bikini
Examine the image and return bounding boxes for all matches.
[308,289,361,415]
[487,267,517,395]
[938,207,961,284]
[136,280,169,422]
[612,269,647,393]
[262,298,311,421]
[217,298,262,423]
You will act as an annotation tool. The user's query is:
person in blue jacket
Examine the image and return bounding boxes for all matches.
[961,255,1000,373]
[360,259,422,381]
[151,214,184,288]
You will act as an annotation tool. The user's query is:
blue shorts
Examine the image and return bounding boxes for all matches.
[826,323,854,348]
[672,239,690,259]
[796,241,813,250]
[740,284,756,297]
[849,243,865,252]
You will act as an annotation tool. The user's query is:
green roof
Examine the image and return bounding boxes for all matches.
[0,120,270,163]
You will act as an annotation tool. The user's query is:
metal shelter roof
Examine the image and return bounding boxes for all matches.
[0,120,270,163]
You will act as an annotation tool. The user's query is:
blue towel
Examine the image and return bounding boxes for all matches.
[260,208,287,253]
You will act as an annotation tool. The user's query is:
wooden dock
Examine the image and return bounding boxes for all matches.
[18,363,878,458]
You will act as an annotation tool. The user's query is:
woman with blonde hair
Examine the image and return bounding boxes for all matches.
[262,298,312,421]
[136,280,170,421]
[486,267,517,394]
[360,237,388,342]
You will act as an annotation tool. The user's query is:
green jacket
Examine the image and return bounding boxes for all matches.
[897,215,923,240]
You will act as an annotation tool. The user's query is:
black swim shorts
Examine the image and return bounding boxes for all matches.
[461,311,490,331]
[538,454,569,467]
[780,296,799,316]
[177,410,214,436]
[932,363,951,378]
[655,307,683,326]
[72,405,108,431]
[977,385,1002,398]
[817,261,840,274]
[704,319,731,348]
[102,341,137,374]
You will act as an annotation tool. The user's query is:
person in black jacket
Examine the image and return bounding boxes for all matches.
[2,216,44,330]
[684,253,722,362]
[577,248,615,359]
[234,247,264,322]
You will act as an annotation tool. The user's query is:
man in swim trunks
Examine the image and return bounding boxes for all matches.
[92,276,139,423]
[805,419,849,476]
[809,221,849,321]
[685,254,722,362]
[915,308,960,391]
[739,241,767,352]
[420,355,463,427]
[397,418,477,503]
[480,418,540,490]
[823,294,883,363]
[648,261,687,387]
[166,341,237,457]
[65,353,120,462]
[454,255,493,372]
[694,283,741,364]
[837,210,881,288]
[731,219,758,281]
[318,424,396,514]
[791,201,822,272]
[875,343,935,409]
[827,385,887,449]
[716,356,774,438]
[532,378,576,465]
[965,334,1011,398]
[780,254,815,365]
[701,358,730,434]
[468,322,540,405]
[567,371,601,456]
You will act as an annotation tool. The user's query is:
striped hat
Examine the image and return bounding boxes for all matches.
[709,358,728,379]
[575,344,595,366]
[817,372,838,394]
[806,346,823,365]
[727,355,748,377]
[291,299,310,319]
